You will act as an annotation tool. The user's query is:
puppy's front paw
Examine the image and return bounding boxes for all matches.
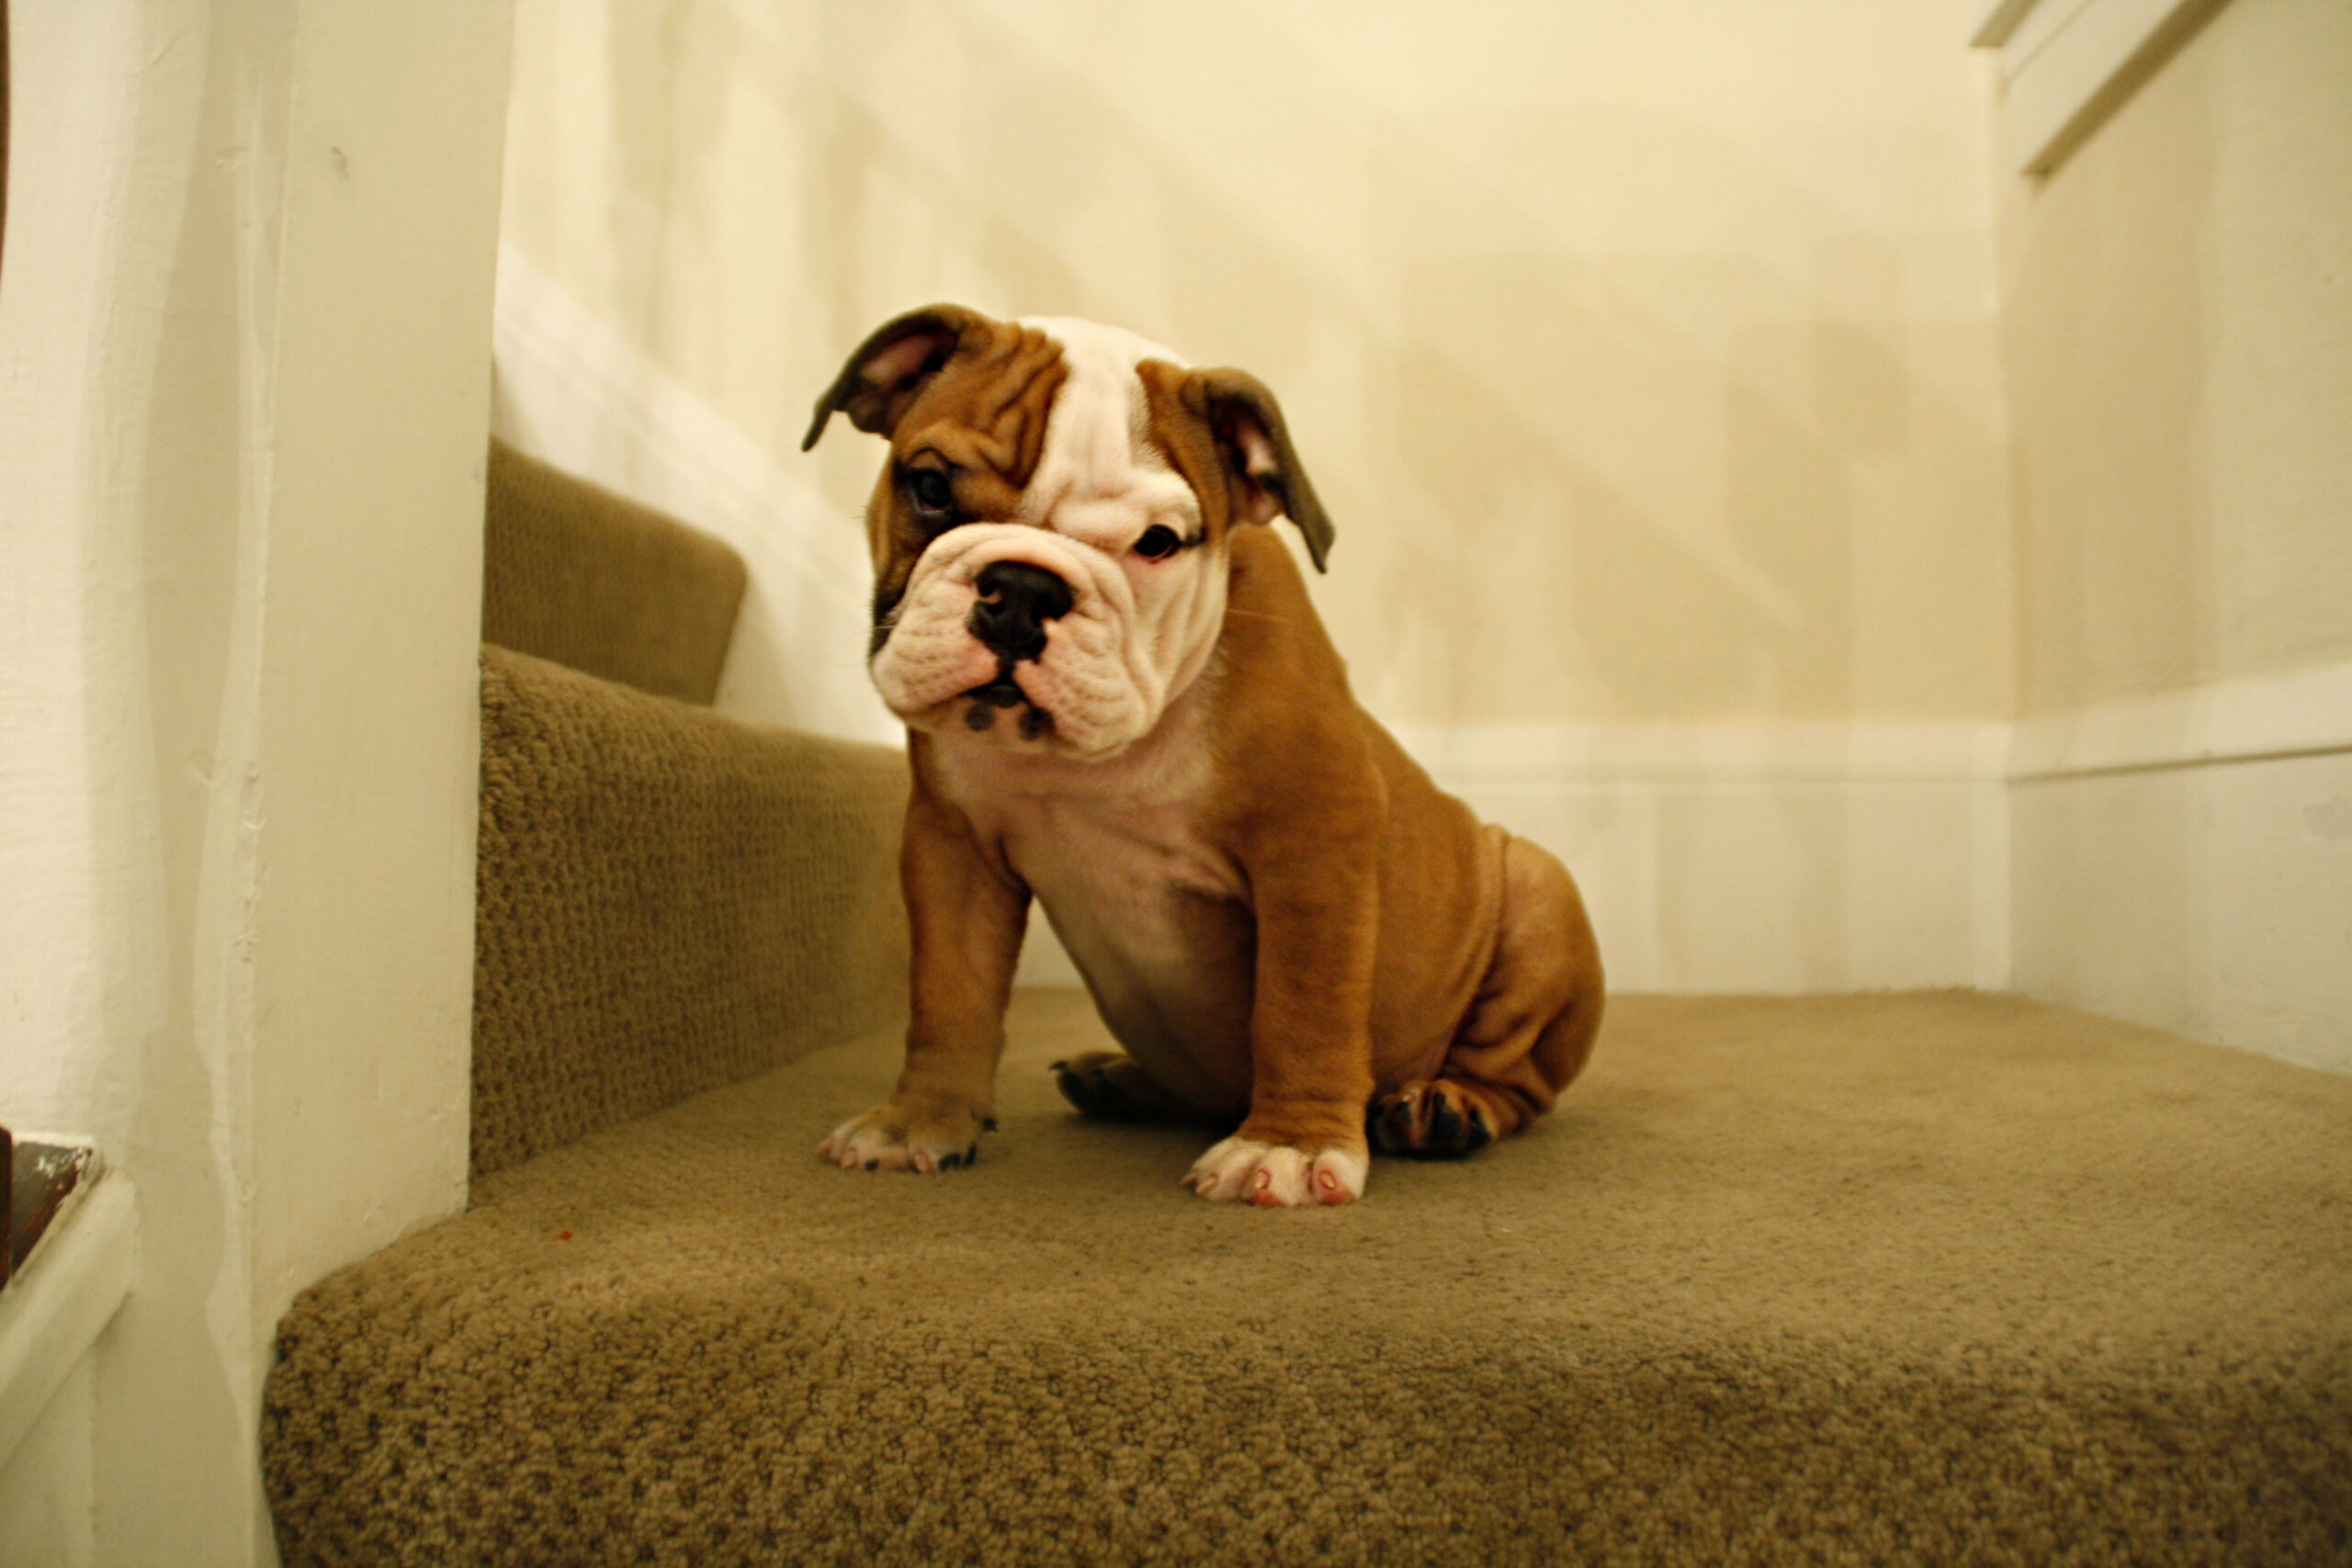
[1182,1136,1366,1207]
[818,1096,992,1174]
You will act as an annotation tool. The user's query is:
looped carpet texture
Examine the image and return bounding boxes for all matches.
[266,989,2352,1565]
[470,645,907,1177]
[482,439,747,707]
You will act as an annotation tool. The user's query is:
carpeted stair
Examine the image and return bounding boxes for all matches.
[260,446,2352,1565]
[466,443,908,1179]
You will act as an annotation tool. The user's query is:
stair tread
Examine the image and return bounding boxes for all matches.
[266,989,2352,1563]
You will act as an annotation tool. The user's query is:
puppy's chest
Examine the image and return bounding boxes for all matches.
[944,753,1244,915]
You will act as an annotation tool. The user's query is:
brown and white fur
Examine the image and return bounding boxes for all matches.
[806,305,1602,1207]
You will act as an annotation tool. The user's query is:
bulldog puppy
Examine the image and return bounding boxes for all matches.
[807,305,1603,1206]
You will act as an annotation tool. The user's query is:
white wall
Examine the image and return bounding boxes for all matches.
[498,0,2016,734]
[1992,0,2352,1071]
[493,0,2020,997]
[0,2,514,1561]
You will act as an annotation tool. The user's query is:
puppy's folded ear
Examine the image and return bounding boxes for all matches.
[1190,367,1336,573]
[804,304,1003,451]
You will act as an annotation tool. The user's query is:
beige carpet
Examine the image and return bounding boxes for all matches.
[470,645,907,1177]
[481,441,747,708]
[265,987,2352,1565]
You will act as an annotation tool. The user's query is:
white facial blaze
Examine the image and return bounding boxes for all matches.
[868,318,1229,761]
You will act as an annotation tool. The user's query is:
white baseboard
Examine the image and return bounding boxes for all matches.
[2008,663,2352,1072]
[2010,660,2352,781]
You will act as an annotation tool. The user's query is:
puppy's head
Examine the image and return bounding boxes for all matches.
[806,306,1333,761]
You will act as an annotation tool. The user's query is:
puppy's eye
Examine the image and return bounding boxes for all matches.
[1133,525,1183,560]
[904,468,957,518]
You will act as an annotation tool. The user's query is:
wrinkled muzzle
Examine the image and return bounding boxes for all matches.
[869,527,1159,759]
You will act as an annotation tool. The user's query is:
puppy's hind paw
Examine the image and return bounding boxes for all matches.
[1369,1079,1500,1157]
[1050,1051,1192,1122]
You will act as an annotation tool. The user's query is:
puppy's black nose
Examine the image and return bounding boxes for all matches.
[968,560,1073,662]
